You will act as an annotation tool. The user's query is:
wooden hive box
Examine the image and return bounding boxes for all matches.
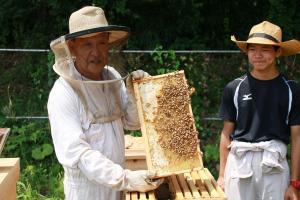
[133,71,202,177]
[0,158,20,200]
[125,135,147,170]
[124,168,226,200]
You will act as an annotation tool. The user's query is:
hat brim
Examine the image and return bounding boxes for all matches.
[50,25,130,50]
[231,35,300,56]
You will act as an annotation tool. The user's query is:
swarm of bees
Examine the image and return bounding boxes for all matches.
[154,73,199,159]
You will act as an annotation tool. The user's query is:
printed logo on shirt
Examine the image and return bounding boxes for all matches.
[242,93,252,101]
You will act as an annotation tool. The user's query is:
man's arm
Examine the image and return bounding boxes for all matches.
[285,125,300,199]
[217,120,235,189]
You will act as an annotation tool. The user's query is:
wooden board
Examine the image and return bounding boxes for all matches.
[0,128,10,155]
[133,71,203,177]
[124,191,156,200]
[125,135,148,170]
[0,158,20,200]
[168,168,227,199]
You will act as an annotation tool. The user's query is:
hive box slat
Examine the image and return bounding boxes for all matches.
[0,128,10,155]
[184,173,201,198]
[167,169,227,200]
[0,158,20,200]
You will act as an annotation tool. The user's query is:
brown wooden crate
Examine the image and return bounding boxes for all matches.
[133,71,203,177]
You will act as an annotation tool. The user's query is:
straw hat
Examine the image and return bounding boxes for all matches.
[231,21,300,56]
[65,6,129,45]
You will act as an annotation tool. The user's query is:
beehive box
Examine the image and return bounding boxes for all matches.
[124,168,226,200]
[125,135,147,170]
[133,71,202,177]
[0,158,20,200]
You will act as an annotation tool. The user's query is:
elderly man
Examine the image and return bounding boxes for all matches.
[48,6,161,200]
[217,21,300,200]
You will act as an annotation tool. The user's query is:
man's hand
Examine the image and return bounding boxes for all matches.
[124,169,164,192]
[284,185,299,200]
[126,70,150,95]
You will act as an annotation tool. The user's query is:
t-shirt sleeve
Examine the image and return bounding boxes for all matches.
[289,82,300,126]
[219,82,237,122]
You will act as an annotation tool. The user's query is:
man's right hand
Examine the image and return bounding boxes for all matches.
[124,169,164,192]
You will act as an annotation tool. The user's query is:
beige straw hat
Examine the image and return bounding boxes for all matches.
[231,21,300,56]
[50,6,129,48]
[66,6,129,44]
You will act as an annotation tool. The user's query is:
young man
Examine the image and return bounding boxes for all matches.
[48,6,161,200]
[217,21,300,199]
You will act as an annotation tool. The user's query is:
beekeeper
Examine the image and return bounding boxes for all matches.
[47,6,161,200]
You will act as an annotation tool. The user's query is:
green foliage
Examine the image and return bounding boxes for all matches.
[31,143,54,160]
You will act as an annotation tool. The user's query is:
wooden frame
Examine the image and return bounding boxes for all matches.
[168,168,226,199]
[133,71,203,177]
[0,128,10,155]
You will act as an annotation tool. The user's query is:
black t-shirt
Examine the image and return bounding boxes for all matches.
[219,73,300,144]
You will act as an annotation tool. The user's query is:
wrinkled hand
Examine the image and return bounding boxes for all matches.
[126,70,150,93]
[124,169,164,192]
[284,185,300,200]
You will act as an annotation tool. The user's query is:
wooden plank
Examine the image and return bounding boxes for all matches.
[169,175,185,200]
[0,128,10,155]
[125,159,148,170]
[184,172,201,198]
[125,149,146,160]
[148,191,156,200]
[139,192,147,200]
[198,170,219,197]
[0,158,20,200]
[191,171,210,198]
[125,192,131,200]
[177,173,193,199]
[131,192,138,200]
[204,168,226,199]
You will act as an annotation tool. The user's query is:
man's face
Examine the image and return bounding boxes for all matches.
[247,44,278,72]
[69,33,109,80]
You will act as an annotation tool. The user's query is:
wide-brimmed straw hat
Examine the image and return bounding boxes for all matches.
[231,21,300,56]
[50,6,130,48]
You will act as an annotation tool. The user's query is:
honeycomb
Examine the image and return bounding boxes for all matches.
[133,71,202,176]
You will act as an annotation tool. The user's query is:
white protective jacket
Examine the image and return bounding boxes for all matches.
[47,66,140,200]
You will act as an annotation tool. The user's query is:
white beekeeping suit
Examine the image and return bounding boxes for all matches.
[48,6,162,200]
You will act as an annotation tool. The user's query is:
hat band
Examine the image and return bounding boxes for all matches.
[248,33,279,43]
